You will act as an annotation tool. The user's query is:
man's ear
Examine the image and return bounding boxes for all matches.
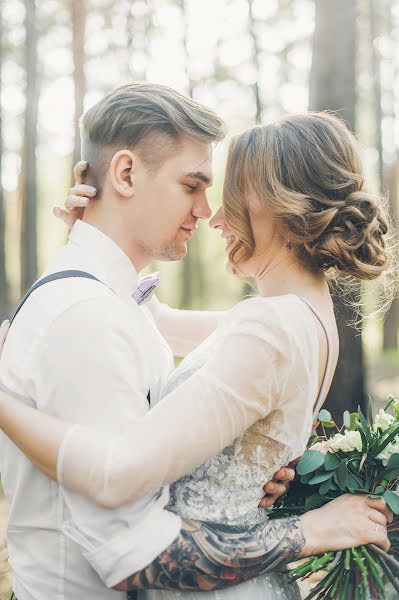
[109,150,136,198]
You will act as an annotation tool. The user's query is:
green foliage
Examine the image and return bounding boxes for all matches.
[296,450,325,476]
[270,395,399,600]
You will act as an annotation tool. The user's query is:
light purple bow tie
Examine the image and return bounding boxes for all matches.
[132,272,160,305]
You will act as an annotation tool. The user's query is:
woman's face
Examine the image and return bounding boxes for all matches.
[209,197,286,277]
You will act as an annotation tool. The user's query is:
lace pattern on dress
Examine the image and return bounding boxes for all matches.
[165,355,311,527]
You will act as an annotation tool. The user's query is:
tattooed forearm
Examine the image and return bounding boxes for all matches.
[115,516,305,593]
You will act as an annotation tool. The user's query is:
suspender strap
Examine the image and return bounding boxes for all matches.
[10,270,102,326]
[9,270,152,406]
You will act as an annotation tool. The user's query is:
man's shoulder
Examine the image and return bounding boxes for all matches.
[8,273,141,352]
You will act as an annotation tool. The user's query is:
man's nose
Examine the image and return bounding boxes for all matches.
[193,195,212,220]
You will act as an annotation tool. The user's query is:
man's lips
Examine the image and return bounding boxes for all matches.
[179,226,196,239]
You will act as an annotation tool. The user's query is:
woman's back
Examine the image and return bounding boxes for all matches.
[163,294,335,526]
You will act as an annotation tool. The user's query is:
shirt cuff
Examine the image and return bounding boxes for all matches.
[62,498,182,588]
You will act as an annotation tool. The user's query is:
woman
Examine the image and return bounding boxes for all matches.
[0,112,395,599]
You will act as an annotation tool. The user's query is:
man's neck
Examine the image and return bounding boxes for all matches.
[82,213,149,273]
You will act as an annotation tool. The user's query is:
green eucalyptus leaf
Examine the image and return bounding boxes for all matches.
[383,490,399,515]
[343,411,351,428]
[384,467,399,482]
[296,450,325,476]
[308,471,333,485]
[300,472,314,485]
[324,452,341,471]
[319,478,333,495]
[387,454,399,469]
[318,409,332,423]
[347,474,361,491]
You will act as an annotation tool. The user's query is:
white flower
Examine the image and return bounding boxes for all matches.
[377,436,399,466]
[309,441,331,455]
[373,409,395,432]
[329,430,363,453]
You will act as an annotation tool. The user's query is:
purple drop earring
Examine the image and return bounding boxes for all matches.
[286,241,293,251]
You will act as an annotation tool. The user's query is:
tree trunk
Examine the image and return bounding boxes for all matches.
[178,0,205,309]
[20,0,39,295]
[381,0,399,351]
[247,0,262,124]
[0,5,10,319]
[383,155,399,350]
[70,0,86,173]
[309,0,365,421]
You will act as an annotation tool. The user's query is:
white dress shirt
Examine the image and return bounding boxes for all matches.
[0,220,181,599]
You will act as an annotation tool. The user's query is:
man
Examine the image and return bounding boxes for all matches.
[0,83,301,599]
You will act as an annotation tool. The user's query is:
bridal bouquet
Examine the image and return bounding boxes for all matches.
[269,395,399,600]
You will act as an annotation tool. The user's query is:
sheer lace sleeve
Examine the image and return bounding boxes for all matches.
[58,299,297,508]
[147,295,225,356]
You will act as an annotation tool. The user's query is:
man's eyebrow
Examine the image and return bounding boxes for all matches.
[184,170,213,186]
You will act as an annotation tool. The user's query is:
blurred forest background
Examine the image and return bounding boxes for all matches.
[0,0,399,597]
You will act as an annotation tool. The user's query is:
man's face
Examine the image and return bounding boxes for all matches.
[131,138,214,262]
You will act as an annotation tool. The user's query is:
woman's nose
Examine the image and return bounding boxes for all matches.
[209,206,224,229]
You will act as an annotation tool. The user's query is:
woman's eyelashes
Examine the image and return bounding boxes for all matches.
[185,183,199,193]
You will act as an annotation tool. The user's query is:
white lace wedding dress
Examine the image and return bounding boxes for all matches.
[141,295,333,600]
[56,294,334,599]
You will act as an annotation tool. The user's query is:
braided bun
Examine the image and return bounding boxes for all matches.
[301,190,389,281]
[224,112,395,285]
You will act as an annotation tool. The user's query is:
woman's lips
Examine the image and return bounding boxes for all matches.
[224,235,236,252]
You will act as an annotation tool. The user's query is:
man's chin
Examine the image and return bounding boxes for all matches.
[154,243,187,262]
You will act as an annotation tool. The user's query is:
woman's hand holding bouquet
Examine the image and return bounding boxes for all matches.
[270,395,399,599]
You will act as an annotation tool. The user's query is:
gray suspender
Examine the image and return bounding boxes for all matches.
[10,270,151,405]
[11,270,102,326]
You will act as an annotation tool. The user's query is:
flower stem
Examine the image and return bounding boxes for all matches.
[339,568,351,600]
[360,546,385,594]
[375,554,399,595]
[304,564,341,600]
[370,544,399,573]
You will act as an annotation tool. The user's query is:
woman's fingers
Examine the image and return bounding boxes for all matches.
[272,467,295,483]
[366,496,394,523]
[68,184,96,200]
[258,482,287,507]
[368,508,388,527]
[73,160,88,184]
[370,522,390,552]
[53,206,83,228]
[367,506,390,551]
[66,194,90,210]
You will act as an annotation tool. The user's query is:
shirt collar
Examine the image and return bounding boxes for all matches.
[68,220,139,298]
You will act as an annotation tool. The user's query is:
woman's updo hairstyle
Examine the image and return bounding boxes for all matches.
[223,112,395,288]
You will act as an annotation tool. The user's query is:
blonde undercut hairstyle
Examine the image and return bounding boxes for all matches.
[80,82,226,195]
[223,112,398,316]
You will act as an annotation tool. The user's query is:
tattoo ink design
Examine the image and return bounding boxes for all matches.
[116,516,305,593]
